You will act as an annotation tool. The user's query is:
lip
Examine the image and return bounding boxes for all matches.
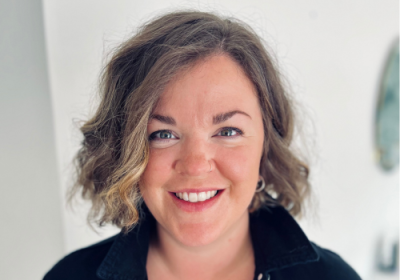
[169,188,222,193]
[169,189,224,212]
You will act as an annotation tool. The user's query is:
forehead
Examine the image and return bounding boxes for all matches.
[153,55,260,122]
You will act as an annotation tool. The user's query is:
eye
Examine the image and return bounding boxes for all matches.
[149,130,177,141]
[216,127,243,137]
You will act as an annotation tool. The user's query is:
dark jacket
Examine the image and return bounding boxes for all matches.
[44,205,362,280]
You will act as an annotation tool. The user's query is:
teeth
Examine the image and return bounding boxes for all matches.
[175,190,219,203]
[198,192,206,201]
[189,193,198,202]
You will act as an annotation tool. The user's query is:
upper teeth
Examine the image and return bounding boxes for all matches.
[175,191,218,203]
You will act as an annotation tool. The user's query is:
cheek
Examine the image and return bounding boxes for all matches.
[215,144,261,190]
[141,148,175,192]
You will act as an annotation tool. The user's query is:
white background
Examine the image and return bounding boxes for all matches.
[1,1,398,279]
[0,1,63,280]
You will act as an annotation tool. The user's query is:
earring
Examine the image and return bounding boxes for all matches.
[255,176,266,192]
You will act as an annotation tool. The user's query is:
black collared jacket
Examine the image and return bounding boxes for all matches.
[44,205,362,280]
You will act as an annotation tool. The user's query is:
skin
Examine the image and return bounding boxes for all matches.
[140,54,265,280]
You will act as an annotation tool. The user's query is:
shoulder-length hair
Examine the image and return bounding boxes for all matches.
[70,10,310,232]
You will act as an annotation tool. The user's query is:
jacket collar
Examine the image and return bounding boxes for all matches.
[97,204,319,280]
[250,206,319,276]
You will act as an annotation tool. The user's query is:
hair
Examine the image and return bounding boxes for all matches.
[70,10,310,232]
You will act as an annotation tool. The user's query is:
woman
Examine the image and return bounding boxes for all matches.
[44,11,361,280]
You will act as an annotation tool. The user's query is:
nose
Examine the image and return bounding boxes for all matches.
[174,138,212,176]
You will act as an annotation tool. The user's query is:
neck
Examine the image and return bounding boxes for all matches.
[147,211,254,280]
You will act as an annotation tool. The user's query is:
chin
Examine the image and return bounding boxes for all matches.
[172,221,224,247]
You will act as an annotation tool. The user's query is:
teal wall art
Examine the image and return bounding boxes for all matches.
[375,40,399,171]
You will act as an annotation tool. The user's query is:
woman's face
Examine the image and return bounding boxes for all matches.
[140,54,265,247]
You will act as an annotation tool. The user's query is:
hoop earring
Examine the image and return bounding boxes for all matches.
[255,176,266,192]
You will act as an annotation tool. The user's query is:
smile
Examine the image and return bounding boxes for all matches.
[174,191,218,203]
[169,189,224,212]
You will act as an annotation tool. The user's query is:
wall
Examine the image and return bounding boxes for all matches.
[0,0,64,279]
[41,1,399,279]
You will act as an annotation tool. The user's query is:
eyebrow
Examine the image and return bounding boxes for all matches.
[212,110,252,125]
[150,114,176,125]
[150,110,251,126]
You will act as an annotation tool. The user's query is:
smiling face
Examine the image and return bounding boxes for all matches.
[140,54,265,247]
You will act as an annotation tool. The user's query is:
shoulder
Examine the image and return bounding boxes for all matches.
[273,242,362,280]
[309,242,361,279]
[43,234,118,280]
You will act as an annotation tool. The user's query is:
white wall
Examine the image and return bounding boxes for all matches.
[0,0,64,279]
[42,1,399,279]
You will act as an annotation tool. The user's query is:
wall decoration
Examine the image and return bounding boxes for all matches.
[375,41,399,171]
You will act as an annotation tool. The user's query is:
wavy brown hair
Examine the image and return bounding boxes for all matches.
[70,10,310,232]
